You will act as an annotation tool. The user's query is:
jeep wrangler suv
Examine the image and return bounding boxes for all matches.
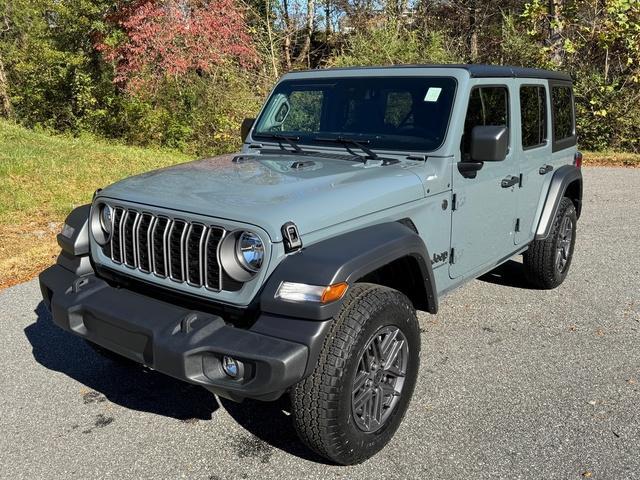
[39,65,582,465]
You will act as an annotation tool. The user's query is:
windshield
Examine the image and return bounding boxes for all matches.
[253,76,457,152]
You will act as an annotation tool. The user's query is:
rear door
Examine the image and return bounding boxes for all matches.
[450,82,519,278]
[514,81,552,244]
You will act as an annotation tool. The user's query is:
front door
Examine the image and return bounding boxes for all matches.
[450,83,520,278]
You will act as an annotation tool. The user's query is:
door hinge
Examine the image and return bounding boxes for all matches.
[451,193,457,211]
[515,218,520,232]
[518,173,523,187]
[450,248,455,264]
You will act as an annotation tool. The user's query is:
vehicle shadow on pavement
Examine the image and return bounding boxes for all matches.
[220,397,332,464]
[478,260,537,290]
[25,302,219,421]
[25,302,328,463]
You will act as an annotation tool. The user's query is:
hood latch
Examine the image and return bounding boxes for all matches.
[282,221,303,253]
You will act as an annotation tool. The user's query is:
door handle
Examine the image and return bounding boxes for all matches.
[539,164,554,175]
[501,175,519,188]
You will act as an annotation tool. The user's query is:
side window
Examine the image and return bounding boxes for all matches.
[462,86,509,158]
[551,85,575,145]
[280,90,323,132]
[520,85,547,149]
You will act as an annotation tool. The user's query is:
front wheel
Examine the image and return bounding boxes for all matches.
[291,283,420,465]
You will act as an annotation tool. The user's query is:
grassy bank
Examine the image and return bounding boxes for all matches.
[0,121,189,289]
[583,150,640,167]
[0,121,638,289]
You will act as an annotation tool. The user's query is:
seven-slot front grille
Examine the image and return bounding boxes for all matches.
[107,207,226,291]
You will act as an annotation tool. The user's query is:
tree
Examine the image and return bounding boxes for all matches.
[296,0,316,66]
[99,0,259,92]
[0,53,11,117]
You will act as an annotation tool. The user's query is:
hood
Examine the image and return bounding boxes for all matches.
[99,152,425,242]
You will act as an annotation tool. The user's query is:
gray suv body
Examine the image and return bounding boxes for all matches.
[39,65,582,464]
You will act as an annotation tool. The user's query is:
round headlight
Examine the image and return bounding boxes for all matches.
[100,204,113,235]
[90,202,112,245]
[236,231,264,272]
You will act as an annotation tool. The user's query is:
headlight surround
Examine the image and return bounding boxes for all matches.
[99,204,113,236]
[90,201,112,245]
[235,231,264,273]
[220,230,266,282]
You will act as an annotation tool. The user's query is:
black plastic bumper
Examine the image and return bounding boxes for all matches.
[39,265,331,401]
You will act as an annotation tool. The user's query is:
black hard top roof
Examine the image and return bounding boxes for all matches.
[295,64,572,81]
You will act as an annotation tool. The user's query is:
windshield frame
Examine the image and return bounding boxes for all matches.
[251,75,458,154]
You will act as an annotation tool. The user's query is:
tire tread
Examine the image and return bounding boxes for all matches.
[291,283,417,464]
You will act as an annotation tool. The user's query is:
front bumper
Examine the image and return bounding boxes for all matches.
[39,265,330,401]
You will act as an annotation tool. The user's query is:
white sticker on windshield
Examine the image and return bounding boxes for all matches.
[424,87,442,102]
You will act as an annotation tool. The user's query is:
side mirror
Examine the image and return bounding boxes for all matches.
[240,117,255,143]
[471,125,508,162]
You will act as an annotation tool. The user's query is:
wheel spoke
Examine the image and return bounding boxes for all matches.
[384,364,406,379]
[362,349,373,373]
[353,388,373,411]
[384,338,405,369]
[380,381,399,398]
[353,371,368,393]
[564,218,573,238]
[372,336,384,365]
[373,386,384,425]
[555,248,563,269]
[380,328,399,364]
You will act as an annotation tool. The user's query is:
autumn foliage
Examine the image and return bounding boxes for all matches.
[99,0,259,92]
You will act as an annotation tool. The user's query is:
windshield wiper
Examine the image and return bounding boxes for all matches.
[253,133,303,153]
[314,136,379,161]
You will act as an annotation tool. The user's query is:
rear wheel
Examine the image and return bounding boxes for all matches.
[523,196,577,289]
[291,283,420,465]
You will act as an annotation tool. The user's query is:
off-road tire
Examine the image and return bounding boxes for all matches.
[291,283,420,465]
[523,196,577,289]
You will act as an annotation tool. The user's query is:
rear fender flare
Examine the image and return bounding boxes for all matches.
[535,165,582,240]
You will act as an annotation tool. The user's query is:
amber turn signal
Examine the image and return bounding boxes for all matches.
[321,282,349,303]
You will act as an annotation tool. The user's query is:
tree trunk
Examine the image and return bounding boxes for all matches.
[548,0,564,65]
[296,0,315,66]
[324,0,331,41]
[265,0,279,78]
[467,0,478,62]
[0,54,12,118]
[282,0,292,70]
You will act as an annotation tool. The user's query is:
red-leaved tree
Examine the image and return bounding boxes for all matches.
[99,0,259,92]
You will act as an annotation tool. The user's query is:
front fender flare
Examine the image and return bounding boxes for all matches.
[260,222,438,320]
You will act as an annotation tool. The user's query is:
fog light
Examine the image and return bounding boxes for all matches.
[222,356,240,378]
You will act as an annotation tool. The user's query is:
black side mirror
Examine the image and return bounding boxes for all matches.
[240,117,255,143]
[471,125,508,162]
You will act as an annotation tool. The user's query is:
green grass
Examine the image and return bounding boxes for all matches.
[0,120,189,288]
[0,120,189,224]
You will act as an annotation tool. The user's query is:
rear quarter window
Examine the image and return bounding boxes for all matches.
[551,84,576,151]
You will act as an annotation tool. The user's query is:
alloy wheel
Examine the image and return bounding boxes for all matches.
[556,216,573,273]
[351,325,408,433]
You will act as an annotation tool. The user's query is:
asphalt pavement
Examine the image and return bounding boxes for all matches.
[0,167,638,479]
